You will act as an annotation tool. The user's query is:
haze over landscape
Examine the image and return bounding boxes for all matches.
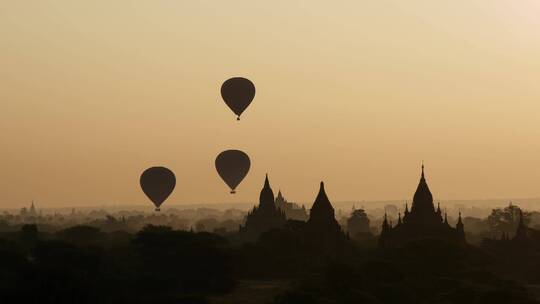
[5,2,540,304]
[2,1,540,208]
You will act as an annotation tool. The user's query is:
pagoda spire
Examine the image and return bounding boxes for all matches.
[259,174,275,210]
[411,163,435,215]
[29,200,37,215]
[264,173,270,187]
[436,202,443,222]
[514,209,529,242]
[275,189,285,204]
[382,212,390,232]
[306,181,341,234]
[308,182,336,221]
[379,212,390,247]
[402,202,409,223]
[456,211,465,240]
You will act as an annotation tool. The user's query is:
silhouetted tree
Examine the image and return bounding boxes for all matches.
[56,225,104,247]
[195,218,219,232]
[132,225,234,296]
[487,203,530,238]
[20,224,38,248]
[24,240,102,304]
[347,209,371,239]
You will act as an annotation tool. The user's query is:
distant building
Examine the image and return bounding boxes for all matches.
[29,201,37,217]
[305,182,344,240]
[513,210,531,244]
[378,165,465,248]
[20,201,38,220]
[274,190,308,221]
[240,175,286,240]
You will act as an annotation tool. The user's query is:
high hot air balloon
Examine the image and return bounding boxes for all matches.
[140,166,176,211]
[221,77,255,121]
[215,150,251,193]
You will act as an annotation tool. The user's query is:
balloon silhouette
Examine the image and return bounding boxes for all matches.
[221,77,255,120]
[140,167,176,211]
[215,150,251,194]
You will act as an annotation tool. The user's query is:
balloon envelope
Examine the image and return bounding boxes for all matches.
[215,150,251,193]
[140,167,176,211]
[221,77,255,120]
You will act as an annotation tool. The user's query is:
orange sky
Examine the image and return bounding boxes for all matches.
[1,1,540,208]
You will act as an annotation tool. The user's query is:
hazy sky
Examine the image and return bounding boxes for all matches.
[2,1,540,208]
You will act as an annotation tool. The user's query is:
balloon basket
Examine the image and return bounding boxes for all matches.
[236,116,240,121]
[155,208,161,212]
[230,190,236,194]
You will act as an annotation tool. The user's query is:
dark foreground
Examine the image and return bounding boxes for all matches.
[1,224,539,304]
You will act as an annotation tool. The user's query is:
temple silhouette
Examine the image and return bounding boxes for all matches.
[274,190,309,221]
[378,165,465,248]
[240,174,286,239]
[242,167,468,249]
[305,182,342,235]
[240,175,347,246]
[303,181,347,251]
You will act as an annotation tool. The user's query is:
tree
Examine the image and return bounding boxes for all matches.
[20,224,38,246]
[195,218,219,232]
[132,224,234,295]
[487,203,530,238]
[347,209,371,239]
[56,225,105,247]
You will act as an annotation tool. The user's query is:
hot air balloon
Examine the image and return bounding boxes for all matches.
[221,77,255,120]
[140,166,176,211]
[215,150,251,193]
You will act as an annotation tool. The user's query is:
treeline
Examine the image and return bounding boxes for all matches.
[0,225,233,304]
[1,222,539,304]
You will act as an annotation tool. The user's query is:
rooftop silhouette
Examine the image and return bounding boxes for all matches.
[240,174,286,240]
[379,165,466,248]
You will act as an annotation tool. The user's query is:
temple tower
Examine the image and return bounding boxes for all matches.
[240,174,286,239]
